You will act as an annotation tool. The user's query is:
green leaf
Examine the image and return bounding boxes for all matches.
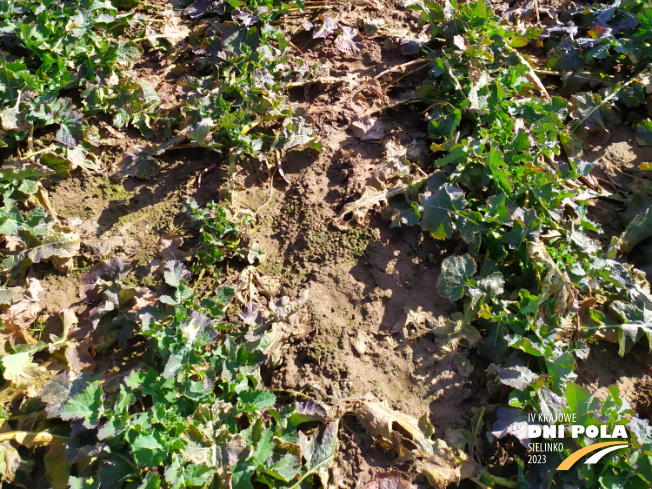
[55,107,83,148]
[636,119,652,146]
[545,351,577,393]
[507,335,546,357]
[262,453,300,482]
[502,208,540,249]
[431,142,469,166]
[162,347,191,380]
[130,432,166,467]
[44,439,70,489]
[418,185,467,239]
[163,260,190,287]
[565,382,599,423]
[0,351,34,383]
[68,476,100,489]
[628,417,652,451]
[490,358,537,391]
[239,389,276,411]
[611,301,652,356]
[137,472,161,489]
[619,203,652,253]
[437,254,476,302]
[293,420,338,489]
[59,381,103,428]
[116,41,143,66]
[486,146,513,194]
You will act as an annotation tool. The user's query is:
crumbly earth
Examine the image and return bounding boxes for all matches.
[28,0,652,487]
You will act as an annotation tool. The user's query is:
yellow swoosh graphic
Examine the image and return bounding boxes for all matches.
[557,441,628,470]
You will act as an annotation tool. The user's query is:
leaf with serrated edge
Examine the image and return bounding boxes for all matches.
[59,381,103,428]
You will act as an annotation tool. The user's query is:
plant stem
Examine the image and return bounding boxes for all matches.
[373,58,430,80]
[0,431,69,443]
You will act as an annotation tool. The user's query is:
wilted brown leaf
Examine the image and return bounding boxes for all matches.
[0,276,43,332]
[313,15,338,39]
[336,26,363,55]
[128,287,158,314]
[0,441,21,482]
[159,232,186,262]
[353,400,479,487]
[351,116,385,141]
[333,187,390,230]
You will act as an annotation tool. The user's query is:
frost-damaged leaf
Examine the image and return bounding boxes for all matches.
[44,438,70,489]
[163,260,191,287]
[336,26,362,55]
[110,146,159,182]
[0,276,43,332]
[56,106,83,148]
[569,92,619,138]
[0,106,27,132]
[312,16,338,39]
[232,7,258,27]
[628,417,652,451]
[269,290,309,322]
[0,159,55,181]
[275,117,317,151]
[148,18,191,47]
[334,187,396,230]
[39,371,95,418]
[1,351,36,384]
[610,300,652,356]
[527,241,575,316]
[0,286,22,306]
[159,233,185,262]
[184,0,226,19]
[437,254,476,302]
[351,117,385,141]
[68,476,100,489]
[354,401,477,486]
[488,406,530,447]
[116,41,143,66]
[362,473,418,489]
[2,225,80,276]
[538,386,567,419]
[180,310,216,346]
[80,257,131,302]
[488,357,538,391]
[289,400,328,426]
[296,419,339,488]
[0,441,21,483]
